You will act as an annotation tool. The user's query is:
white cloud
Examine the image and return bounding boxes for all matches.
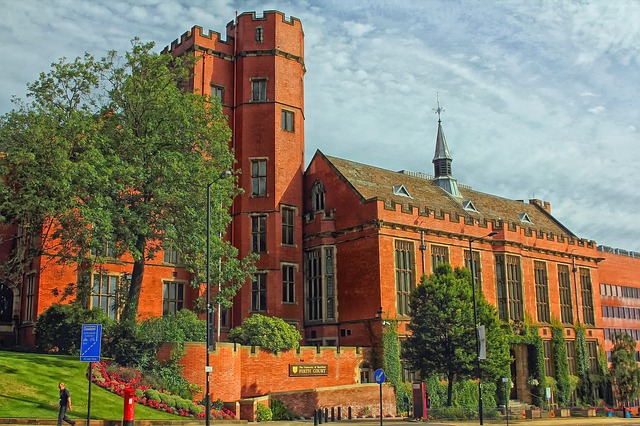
[1,0,639,251]
[343,21,375,37]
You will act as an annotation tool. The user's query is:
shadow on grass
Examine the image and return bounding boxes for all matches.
[0,393,58,413]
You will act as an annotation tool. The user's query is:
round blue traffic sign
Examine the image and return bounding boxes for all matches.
[374,368,386,384]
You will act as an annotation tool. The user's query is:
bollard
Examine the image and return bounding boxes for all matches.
[337,407,342,421]
[314,408,319,426]
[318,408,323,424]
[348,406,352,420]
[331,407,335,422]
[324,408,329,423]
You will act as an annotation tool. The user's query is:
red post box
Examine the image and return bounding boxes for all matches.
[123,387,135,426]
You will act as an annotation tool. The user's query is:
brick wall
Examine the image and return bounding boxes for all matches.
[271,383,396,418]
[159,341,396,419]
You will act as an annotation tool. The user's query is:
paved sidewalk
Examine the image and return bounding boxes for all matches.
[1,418,639,426]
[285,418,638,426]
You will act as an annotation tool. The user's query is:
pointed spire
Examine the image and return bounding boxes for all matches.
[431,95,461,197]
[432,93,452,165]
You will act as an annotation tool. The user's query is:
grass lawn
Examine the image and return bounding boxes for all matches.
[0,351,181,420]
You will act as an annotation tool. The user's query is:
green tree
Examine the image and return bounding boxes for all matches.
[0,40,254,324]
[228,314,301,353]
[610,333,640,407]
[0,54,107,285]
[403,264,510,406]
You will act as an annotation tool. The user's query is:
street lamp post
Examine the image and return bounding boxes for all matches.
[469,231,497,426]
[217,229,223,342]
[206,170,232,426]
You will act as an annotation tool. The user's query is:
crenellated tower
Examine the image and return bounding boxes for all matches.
[166,11,306,335]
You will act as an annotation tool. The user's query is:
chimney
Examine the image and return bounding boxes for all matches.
[529,199,551,213]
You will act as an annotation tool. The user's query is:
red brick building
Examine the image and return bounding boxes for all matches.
[1,9,639,407]
[165,11,306,335]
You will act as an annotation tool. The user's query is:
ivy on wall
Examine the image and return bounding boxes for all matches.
[595,346,614,405]
[382,320,401,385]
[506,317,546,407]
[381,320,413,414]
[527,328,547,407]
[550,320,571,406]
[574,325,591,405]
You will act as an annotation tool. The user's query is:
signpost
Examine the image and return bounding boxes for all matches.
[502,378,509,426]
[374,369,386,426]
[81,324,102,426]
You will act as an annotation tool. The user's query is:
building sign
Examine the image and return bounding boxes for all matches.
[289,364,328,377]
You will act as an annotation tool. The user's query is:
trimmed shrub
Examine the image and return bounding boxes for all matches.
[228,314,301,353]
[256,403,273,422]
[270,399,297,421]
[34,303,112,355]
[144,389,161,402]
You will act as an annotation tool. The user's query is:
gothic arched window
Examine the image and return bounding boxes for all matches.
[311,181,325,213]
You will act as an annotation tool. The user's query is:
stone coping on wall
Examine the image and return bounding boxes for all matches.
[269,382,392,396]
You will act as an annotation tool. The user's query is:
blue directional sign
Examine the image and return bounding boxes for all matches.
[374,368,386,384]
[80,324,102,362]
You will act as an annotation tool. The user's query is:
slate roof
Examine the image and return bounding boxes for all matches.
[321,152,576,239]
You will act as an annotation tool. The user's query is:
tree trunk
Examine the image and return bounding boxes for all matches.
[447,372,455,406]
[121,234,146,324]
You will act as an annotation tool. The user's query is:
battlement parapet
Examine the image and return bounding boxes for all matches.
[226,10,302,31]
[163,25,233,56]
[164,10,303,59]
[178,340,362,357]
[378,197,595,248]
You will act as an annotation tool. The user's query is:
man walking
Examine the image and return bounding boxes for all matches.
[58,382,76,426]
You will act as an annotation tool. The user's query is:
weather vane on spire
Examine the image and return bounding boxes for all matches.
[433,93,445,122]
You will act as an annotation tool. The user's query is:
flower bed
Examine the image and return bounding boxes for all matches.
[596,407,613,417]
[89,361,235,420]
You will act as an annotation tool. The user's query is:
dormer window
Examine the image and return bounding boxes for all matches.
[519,213,533,224]
[312,181,325,212]
[392,184,412,198]
[463,200,478,212]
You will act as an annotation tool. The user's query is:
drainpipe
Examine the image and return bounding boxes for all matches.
[572,255,581,324]
[419,230,426,277]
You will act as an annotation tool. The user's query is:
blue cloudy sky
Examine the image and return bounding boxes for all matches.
[1,1,639,252]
